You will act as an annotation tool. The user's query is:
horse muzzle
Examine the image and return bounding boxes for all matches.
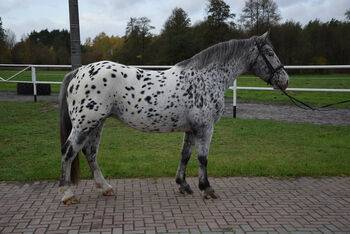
[273,71,289,91]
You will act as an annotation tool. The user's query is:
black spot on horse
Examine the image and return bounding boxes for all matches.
[145,96,152,104]
[91,85,96,89]
[69,85,74,93]
[86,101,97,110]
[125,86,135,91]
[111,73,116,78]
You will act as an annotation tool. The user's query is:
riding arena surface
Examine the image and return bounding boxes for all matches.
[0,93,349,233]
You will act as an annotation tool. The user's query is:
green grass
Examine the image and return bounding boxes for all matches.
[0,101,349,181]
[1,70,350,108]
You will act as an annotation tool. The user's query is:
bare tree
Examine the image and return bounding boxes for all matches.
[240,0,281,33]
[5,29,16,49]
[345,9,350,21]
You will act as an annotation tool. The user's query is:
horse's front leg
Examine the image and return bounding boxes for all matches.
[194,125,218,199]
[176,132,195,195]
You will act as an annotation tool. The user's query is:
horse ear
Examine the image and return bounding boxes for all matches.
[260,31,269,41]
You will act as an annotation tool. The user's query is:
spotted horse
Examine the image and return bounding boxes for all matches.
[58,32,289,204]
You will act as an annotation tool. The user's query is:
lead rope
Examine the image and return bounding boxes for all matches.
[278,85,350,111]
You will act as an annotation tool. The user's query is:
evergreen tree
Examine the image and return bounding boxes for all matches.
[158,7,193,64]
[207,0,235,26]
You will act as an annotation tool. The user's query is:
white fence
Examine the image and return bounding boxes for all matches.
[0,64,350,110]
[229,65,350,117]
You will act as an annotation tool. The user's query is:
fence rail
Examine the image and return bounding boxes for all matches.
[0,64,349,110]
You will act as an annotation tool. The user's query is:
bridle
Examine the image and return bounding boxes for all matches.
[250,42,284,86]
[250,42,350,110]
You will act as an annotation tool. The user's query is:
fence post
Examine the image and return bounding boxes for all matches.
[31,66,37,102]
[233,79,237,118]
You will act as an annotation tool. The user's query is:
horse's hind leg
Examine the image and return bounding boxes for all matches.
[175,132,195,195]
[82,122,114,196]
[59,129,89,204]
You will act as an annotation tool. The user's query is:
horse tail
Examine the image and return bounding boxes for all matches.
[59,69,80,185]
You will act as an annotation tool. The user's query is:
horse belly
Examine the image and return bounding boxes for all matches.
[111,101,190,133]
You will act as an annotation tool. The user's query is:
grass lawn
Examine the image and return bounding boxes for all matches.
[0,101,349,181]
[1,70,350,108]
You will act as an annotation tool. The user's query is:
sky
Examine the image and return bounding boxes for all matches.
[0,0,349,43]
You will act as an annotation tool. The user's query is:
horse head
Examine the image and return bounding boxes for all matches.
[249,32,289,90]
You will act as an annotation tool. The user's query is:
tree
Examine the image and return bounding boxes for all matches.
[195,0,239,49]
[162,8,191,34]
[158,7,194,64]
[206,0,235,27]
[82,33,125,64]
[117,17,155,64]
[240,0,281,34]
[5,29,16,49]
[346,9,350,21]
[270,21,304,65]
[0,17,5,42]
[0,17,12,63]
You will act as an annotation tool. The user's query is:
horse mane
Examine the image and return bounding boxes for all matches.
[177,37,256,69]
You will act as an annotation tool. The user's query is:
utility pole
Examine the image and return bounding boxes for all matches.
[68,0,82,70]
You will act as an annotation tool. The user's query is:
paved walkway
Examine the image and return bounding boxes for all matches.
[1,177,349,233]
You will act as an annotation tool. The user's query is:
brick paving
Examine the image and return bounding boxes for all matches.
[0,177,349,234]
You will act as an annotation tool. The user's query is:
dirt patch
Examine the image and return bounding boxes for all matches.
[40,102,59,111]
[224,99,350,126]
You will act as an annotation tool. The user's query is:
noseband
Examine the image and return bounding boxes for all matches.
[250,43,284,85]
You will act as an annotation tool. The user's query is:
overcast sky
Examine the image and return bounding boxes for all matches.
[0,0,349,43]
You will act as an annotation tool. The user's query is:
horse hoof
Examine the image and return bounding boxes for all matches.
[63,196,79,205]
[179,185,193,195]
[203,192,219,200]
[102,188,115,196]
[203,188,219,200]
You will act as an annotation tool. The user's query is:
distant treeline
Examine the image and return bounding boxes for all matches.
[1,0,350,67]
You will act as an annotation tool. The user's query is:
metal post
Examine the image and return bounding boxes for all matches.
[31,66,37,102]
[69,0,82,70]
[233,79,237,118]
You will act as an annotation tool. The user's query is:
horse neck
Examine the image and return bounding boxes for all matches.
[203,46,252,92]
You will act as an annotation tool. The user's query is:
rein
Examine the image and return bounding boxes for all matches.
[252,42,350,111]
